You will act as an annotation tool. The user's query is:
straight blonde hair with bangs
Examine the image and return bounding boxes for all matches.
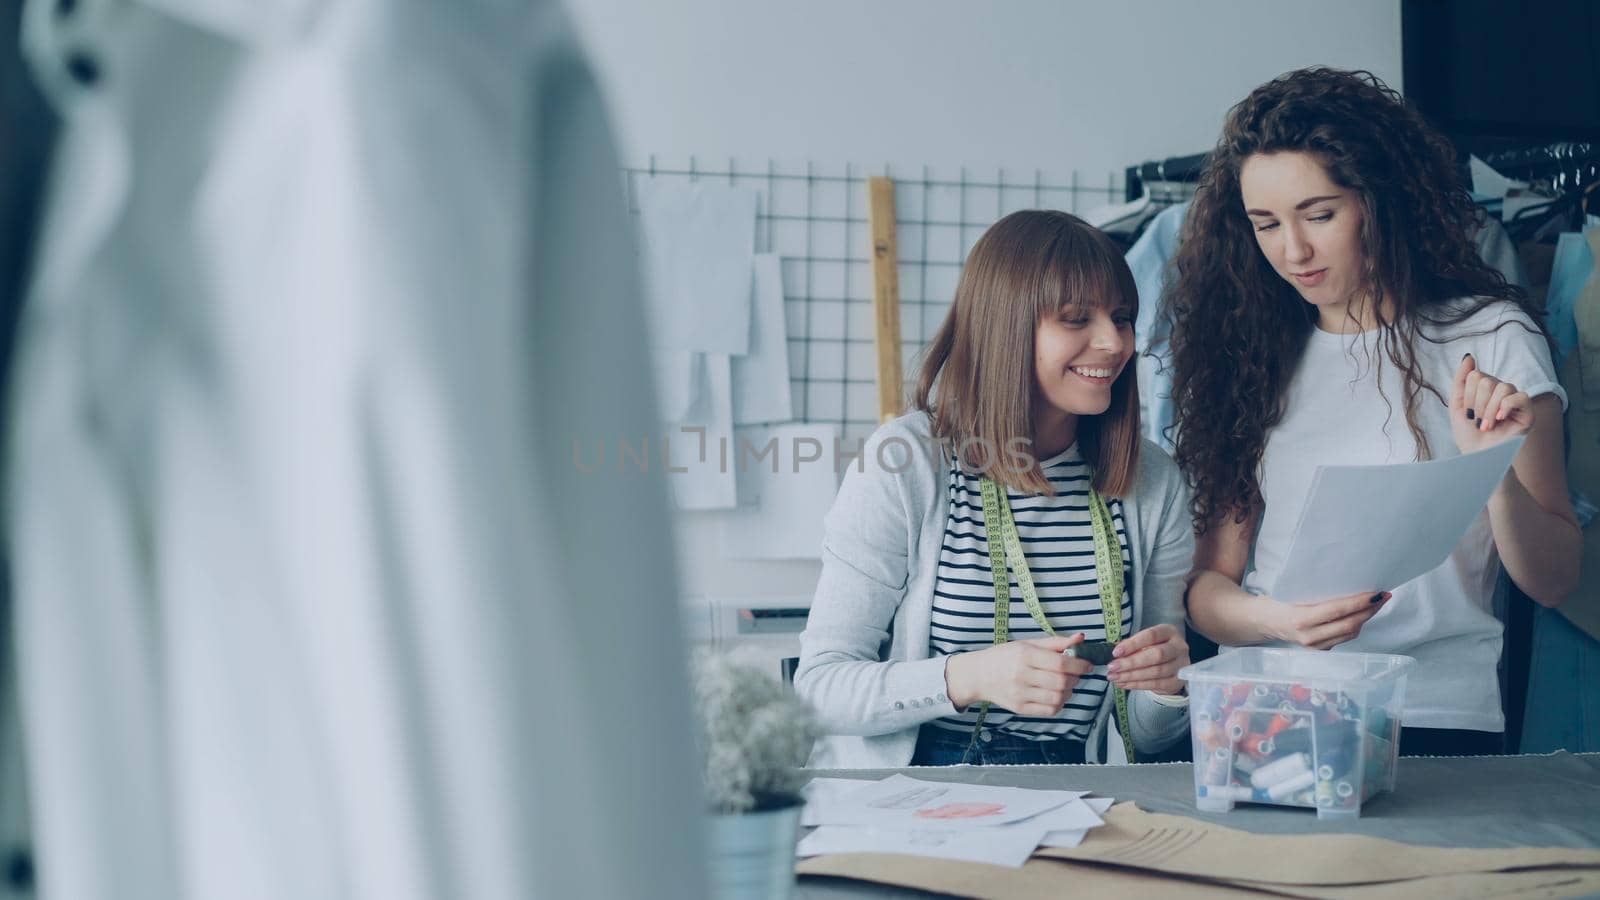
[912,209,1141,497]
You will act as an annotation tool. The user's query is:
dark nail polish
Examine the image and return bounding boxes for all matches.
[1370,593,1384,604]
[1466,409,1475,420]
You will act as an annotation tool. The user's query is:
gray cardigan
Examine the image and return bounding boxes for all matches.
[795,411,1193,768]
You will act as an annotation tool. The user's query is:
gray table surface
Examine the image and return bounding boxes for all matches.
[795,751,1600,898]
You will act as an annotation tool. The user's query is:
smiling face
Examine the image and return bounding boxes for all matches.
[1240,151,1372,330]
[1033,299,1134,429]
[919,209,1142,495]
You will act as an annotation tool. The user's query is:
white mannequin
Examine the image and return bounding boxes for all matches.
[10,1,707,898]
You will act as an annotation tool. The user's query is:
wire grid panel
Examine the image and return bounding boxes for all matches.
[624,158,1123,448]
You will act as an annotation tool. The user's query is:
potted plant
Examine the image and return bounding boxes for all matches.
[691,651,819,900]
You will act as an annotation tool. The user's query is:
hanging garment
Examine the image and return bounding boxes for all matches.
[1123,201,1188,452]
[1522,227,1600,753]
[0,0,57,882]
[1087,187,1184,252]
[10,1,707,899]
[1546,230,1596,365]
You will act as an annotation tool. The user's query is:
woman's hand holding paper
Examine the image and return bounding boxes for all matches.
[1261,590,1391,650]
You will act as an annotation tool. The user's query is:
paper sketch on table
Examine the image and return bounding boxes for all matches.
[802,777,874,827]
[798,777,1112,864]
[796,823,1048,868]
[1009,795,1104,832]
[1271,436,1525,603]
[731,254,793,425]
[809,774,1083,831]
[1038,828,1090,849]
[1039,797,1114,848]
[720,423,836,559]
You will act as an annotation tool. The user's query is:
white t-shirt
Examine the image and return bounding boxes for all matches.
[1242,299,1565,731]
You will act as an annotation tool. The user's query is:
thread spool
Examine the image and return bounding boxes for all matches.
[1250,752,1310,789]
[1226,710,1250,741]
[1272,726,1313,755]
[1266,770,1316,802]
[1203,747,1231,785]
[1200,784,1253,802]
[1243,733,1275,758]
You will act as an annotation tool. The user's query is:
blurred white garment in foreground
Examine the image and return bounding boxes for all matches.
[11,0,706,898]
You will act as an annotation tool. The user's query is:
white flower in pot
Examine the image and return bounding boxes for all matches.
[691,651,819,899]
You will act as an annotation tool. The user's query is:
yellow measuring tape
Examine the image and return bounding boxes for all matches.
[966,475,1135,763]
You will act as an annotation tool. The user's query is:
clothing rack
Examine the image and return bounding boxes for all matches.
[1469,141,1600,241]
[1476,142,1600,190]
[1123,152,1208,202]
[1128,143,1600,202]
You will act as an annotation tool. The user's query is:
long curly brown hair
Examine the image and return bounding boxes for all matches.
[1167,67,1544,532]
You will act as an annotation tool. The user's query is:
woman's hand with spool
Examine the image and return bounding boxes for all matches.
[943,634,1094,716]
[1106,623,1190,694]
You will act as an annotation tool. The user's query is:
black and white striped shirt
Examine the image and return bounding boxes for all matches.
[928,444,1132,742]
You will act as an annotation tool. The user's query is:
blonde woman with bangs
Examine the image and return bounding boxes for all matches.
[796,210,1194,767]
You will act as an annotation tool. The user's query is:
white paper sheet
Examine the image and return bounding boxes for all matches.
[1038,828,1089,849]
[1036,797,1113,848]
[801,777,876,828]
[809,774,1079,831]
[1006,796,1104,832]
[731,254,793,425]
[719,423,837,559]
[636,181,756,355]
[796,824,1047,868]
[666,354,738,510]
[799,779,1112,863]
[1271,437,1525,603]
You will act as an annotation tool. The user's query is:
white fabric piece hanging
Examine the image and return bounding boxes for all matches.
[636,180,758,356]
[11,2,707,899]
[731,253,794,425]
[668,352,739,510]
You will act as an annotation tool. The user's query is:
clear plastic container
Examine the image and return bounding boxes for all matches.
[1177,648,1415,820]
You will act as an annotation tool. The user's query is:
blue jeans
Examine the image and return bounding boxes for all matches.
[911,724,1088,766]
[1522,604,1600,753]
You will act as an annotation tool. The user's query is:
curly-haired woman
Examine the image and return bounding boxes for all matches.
[1168,68,1581,756]
[796,211,1194,767]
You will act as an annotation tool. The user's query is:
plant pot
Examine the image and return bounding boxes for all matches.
[708,801,802,900]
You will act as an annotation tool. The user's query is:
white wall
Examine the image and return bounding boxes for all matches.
[565,0,1403,608]
[569,0,1403,177]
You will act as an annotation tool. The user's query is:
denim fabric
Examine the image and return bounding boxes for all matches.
[910,724,1088,767]
[1522,606,1600,752]
[1523,228,1600,754]
[1399,727,1504,757]
[1545,230,1593,365]
[1125,202,1188,453]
